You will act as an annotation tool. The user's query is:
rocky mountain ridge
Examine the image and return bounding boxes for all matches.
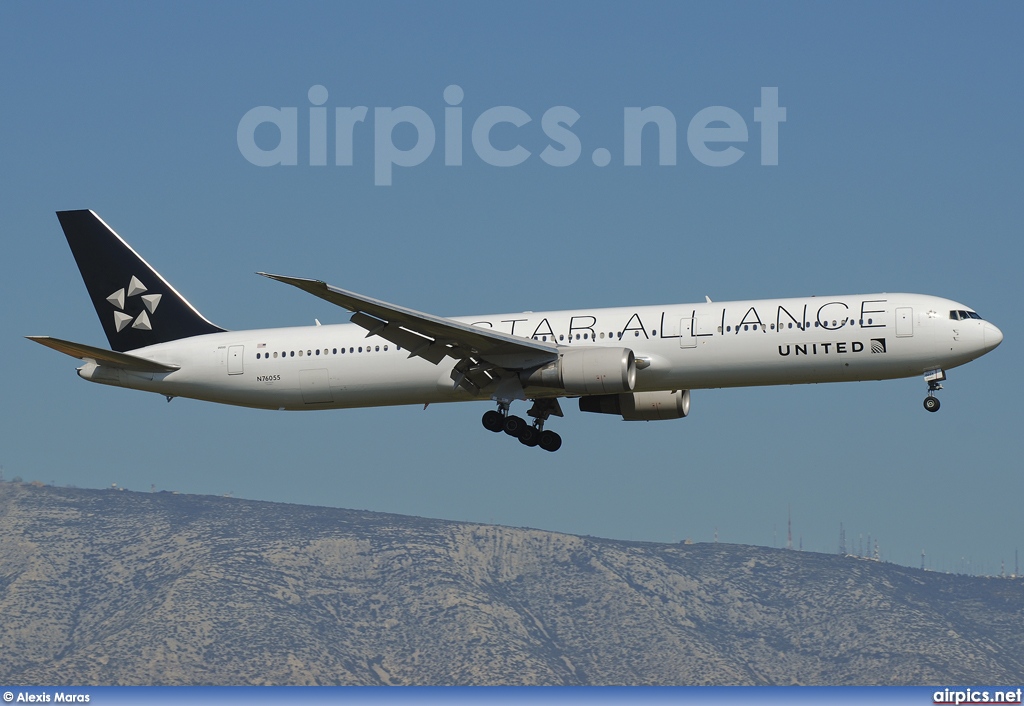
[0,482,1020,685]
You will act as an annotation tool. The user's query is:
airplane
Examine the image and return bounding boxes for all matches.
[28,210,1003,453]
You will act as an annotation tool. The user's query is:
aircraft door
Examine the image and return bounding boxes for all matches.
[227,345,244,375]
[895,308,913,337]
[679,318,696,348]
[299,368,334,404]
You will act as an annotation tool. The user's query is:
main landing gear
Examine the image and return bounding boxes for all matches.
[482,399,563,452]
[923,368,946,413]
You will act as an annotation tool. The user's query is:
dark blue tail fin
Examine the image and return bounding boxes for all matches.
[56,210,225,352]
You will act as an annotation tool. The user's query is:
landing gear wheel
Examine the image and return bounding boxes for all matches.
[482,410,505,432]
[923,396,940,413]
[518,425,540,447]
[538,430,562,452]
[484,400,564,450]
[503,415,528,437]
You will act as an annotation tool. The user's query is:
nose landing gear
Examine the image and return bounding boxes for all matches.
[480,398,563,452]
[923,368,945,412]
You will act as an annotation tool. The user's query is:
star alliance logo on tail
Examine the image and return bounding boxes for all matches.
[107,275,162,332]
[871,338,887,354]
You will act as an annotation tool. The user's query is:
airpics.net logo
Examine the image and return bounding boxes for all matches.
[236,85,786,186]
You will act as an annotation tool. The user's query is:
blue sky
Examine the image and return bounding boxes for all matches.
[1,2,1021,575]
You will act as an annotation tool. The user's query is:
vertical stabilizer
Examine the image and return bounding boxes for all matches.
[56,210,224,352]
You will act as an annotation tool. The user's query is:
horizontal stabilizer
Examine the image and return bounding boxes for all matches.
[26,336,179,373]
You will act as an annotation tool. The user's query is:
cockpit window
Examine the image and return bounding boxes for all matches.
[950,310,983,320]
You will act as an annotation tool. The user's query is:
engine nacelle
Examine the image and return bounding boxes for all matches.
[522,347,636,395]
[579,390,690,421]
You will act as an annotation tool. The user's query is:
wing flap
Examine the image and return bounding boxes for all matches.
[27,336,179,373]
[349,312,453,365]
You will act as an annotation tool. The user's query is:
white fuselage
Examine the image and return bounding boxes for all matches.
[78,293,1002,411]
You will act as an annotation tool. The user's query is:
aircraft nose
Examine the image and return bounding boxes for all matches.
[983,322,1003,351]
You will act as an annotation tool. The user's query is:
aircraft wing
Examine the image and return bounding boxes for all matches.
[257,273,558,372]
[26,336,179,373]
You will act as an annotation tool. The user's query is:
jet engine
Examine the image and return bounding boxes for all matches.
[579,389,690,421]
[522,347,637,395]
